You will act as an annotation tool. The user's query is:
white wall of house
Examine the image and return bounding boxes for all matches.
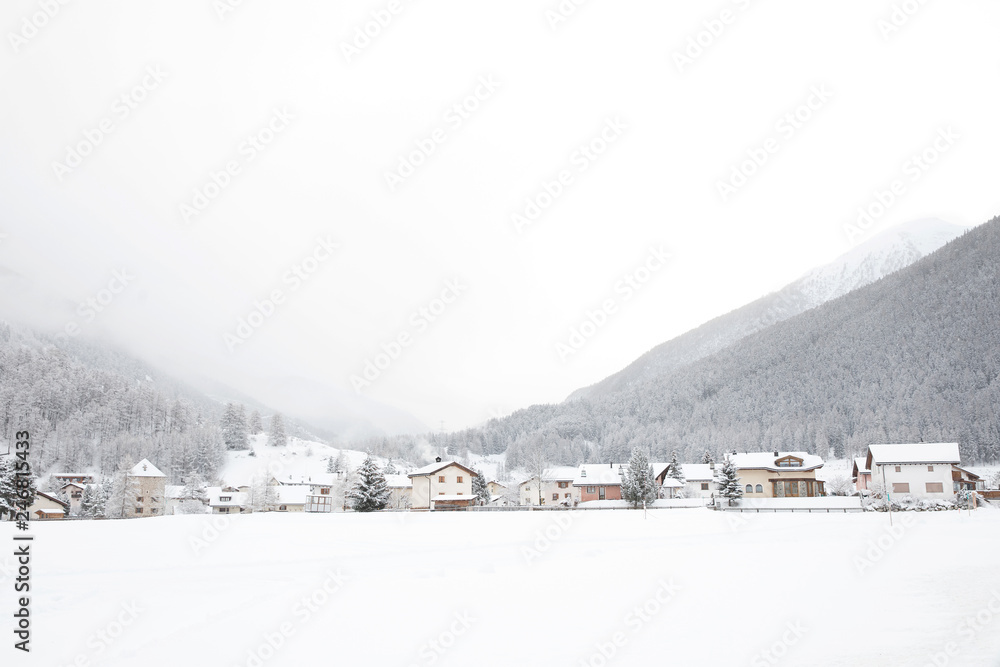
[518,478,577,506]
[410,464,474,509]
[873,463,955,498]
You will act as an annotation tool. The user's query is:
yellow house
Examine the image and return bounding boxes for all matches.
[730,452,825,498]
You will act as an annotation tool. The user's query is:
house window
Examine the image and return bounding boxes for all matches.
[137,497,143,502]
[745,484,753,493]
[220,496,231,502]
[564,493,571,498]
[457,476,463,483]
[552,493,559,501]
[219,507,229,514]
[926,482,944,493]
[599,487,606,500]
[558,482,568,488]
[755,484,763,493]
[135,508,143,514]
[927,466,934,472]
[439,492,445,495]
[892,483,910,494]
[457,492,463,496]
[776,456,803,467]
[151,508,158,514]
[321,488,329,494]
[279,505,287,511]
[438,476,446,483]
[701,483,709,491]
[586,486,596,494]
[895,466,902,473]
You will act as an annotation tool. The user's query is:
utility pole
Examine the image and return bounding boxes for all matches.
[881,463,892,527]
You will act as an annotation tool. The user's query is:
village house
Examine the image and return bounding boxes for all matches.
[852,457,873,493]
[519,466,579,506]
[208,486,247,514]
[864,443,968,499]
[730,452,826,498]
[57,481,86,515]
[29,491,69,520]
[128,459,167,518]
[573,463,624,502]
[385,474,412,509]
[269,485,308,512]
[52,473,94,486]
[408,458,478,510]
[652,462,717,499]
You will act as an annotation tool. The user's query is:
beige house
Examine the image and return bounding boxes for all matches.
[385,474,413,509]
[730,452,826,498]
[57,482,86,515]
[519,466,578,506]
[269,485,308,512]
[208,486,247,514]
[408,459,478,510]
[29,491,69,520]
[128,459,167,518]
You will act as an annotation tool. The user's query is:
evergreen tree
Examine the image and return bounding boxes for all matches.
[248,410,263,435]
[348,454,390,512]
[667,450,686,483]
[221,403,249,450]
[106,458,141,519]
[472,470,490,505]
[79,484,99,518]
[715,456,743,506]
[333,451,348,476]
[326,456,336,474]
[267,413,288,447]
[383,459,398,475]
[701,450,714,465]
[622,447,658,508]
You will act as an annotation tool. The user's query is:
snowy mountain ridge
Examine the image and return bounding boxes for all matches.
[569,218,967,402]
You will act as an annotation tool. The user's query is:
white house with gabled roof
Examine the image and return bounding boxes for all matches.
[864,443,962,499]
[519,466,579,506]
[408,458,478,510]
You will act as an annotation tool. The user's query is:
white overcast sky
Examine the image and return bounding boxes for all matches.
[1,1,998,433]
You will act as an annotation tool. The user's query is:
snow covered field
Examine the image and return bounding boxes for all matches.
[5,508,1000,666]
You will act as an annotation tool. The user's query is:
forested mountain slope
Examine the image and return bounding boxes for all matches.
[437,217,997,468]
[570,219,966,402]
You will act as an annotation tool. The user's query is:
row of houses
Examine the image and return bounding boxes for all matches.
[27,443,987,519]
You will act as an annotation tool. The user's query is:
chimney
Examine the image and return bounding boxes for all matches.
[435,456,442,463]
[609,462,613,468]
[773,451,779,457]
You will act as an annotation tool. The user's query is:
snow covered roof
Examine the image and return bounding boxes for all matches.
[207,488,247,507]
[650,462,671,479]
[408,460,478,478]
[542,466,578,481]
[681,464,715,481]
[57,481,86,491]
[661,478,684,488]
[34,491,69,509]
[276,486,309,505]
[573,464,624,486]
[729,452,824,472]
[385,474,412,489]
[852,458,870,476]
[165,485,186,499]
[867,443,961,466]
[278,473,335,486]
[52,472,94,479]
[130,459,166,478]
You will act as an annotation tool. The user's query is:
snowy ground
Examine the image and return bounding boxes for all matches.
[4,508,1000,666]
